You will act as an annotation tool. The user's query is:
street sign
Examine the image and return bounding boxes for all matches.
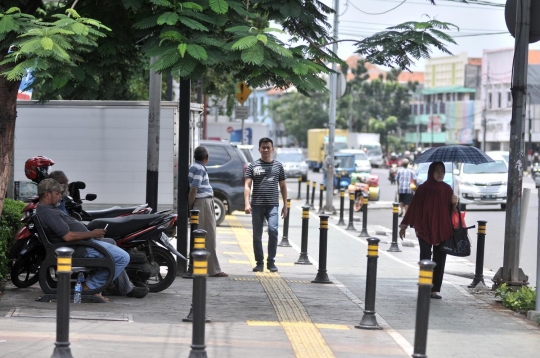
[236,82,252,104]
[235,106,250,119]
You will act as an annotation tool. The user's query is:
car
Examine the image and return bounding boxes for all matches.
[416,162,458,190]
[359,143,384,168]
[275,148,308,182]
[337,149,372,173]
[485,151,509,165]
[232,143,255,163]
[454,153,508,211]
[201,140,247,225]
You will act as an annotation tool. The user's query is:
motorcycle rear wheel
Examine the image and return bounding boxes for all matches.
[133,246,177,293]
[10,247,44,288]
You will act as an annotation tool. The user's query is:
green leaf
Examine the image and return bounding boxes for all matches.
[263,27,284,34]
[0,16,17,34]
[231,36,258,50]
[178,16,208,31]
[186,44,207,60]
[178,43,188,57]
[5,7,21,14]
[241,44,264,65]
[171,58,197,78]
[256,34,267,45]
[414,22,431,30]
[41,37,54,51]
[65,9,81,19]
[160,30,184,42]
[209,0,228,14]
[182,2,204,11]
[71,23,89,36]
[225,26,251,33]
[265,41,292,58]
[292,63,309,76]
[157,12,179,26]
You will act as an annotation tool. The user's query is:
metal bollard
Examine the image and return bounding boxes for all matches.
[304,180,311,206]
[318,183,324,214]
[312,215,332,283]
[297,176,302,200]
[295,206,312,265]
[183,209,200,279]
[358,195,369,237]
[337,189,346,226]
[412,260,437,358]
[355,238,382,330]
[188,245,211,358]
[310,181,316,210]
[388,203,401,252]
[51,247,74,358]
[346,192,356,231]
[183,229,211,323]
[278,199,292,247]
[336,173,341,191]
[468,221,487,288]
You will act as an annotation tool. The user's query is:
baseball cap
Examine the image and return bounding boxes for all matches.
[37,178,66,195]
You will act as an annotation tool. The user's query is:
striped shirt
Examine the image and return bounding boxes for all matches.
[188,160,213,198]
[396,167,416,194]
[245,159,286,205]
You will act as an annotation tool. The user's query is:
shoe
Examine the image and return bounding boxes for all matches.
[253,263,264,272]
[398,211,404,217]
[210,272,229,277]
[127,286,149,298]
[103,285,122,296]
[430,293,442,299]
[267,262,278,272]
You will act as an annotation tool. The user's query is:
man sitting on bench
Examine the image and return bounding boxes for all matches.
[35,178,148,301]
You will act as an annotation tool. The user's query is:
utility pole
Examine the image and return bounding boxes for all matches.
[324,0,339,213]
[146,57,161,213]
[494,0,530,287]
[482,63,489,152]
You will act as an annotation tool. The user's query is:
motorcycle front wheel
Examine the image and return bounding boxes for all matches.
[10,246,44,288]
[134,245,177,293]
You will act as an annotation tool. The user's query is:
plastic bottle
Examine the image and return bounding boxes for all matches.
[74,272,84,304]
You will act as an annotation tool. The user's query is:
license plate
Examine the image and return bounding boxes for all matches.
[481,195,495,199]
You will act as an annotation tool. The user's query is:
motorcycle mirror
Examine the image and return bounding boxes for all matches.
[73,181,86,189]
[85,193,97,201]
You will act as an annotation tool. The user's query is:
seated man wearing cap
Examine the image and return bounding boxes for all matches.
[35,178,147,301]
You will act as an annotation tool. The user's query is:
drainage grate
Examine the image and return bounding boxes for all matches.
[233,277,311,284]
[6,308,132,322]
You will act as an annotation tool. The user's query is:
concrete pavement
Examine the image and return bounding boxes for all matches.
[1,198,540,358]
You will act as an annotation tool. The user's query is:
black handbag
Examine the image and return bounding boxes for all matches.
[440,209,475,257]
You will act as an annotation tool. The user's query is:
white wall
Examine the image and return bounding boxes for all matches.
[15,101,178,208]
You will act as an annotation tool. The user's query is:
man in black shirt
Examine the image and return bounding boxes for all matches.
[244,138,288,272]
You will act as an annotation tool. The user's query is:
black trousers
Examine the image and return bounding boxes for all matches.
[418,238,447,293]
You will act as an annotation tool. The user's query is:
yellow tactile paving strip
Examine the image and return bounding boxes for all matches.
[226,216,336,358]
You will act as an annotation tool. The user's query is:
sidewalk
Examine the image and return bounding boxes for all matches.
[1,201,539,357]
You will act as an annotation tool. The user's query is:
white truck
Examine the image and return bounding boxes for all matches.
[347,132,384,168]
[13,100,203,210]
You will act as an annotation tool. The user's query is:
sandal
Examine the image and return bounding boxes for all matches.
[210,272,229,277]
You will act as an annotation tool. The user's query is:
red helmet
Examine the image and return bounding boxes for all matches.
[25,156,55,183]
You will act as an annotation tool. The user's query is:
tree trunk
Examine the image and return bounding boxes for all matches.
[0,54,22,218]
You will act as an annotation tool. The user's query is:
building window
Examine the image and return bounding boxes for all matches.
[446,93,451,101]
[507,92,512,107]
[469,93,475,100]
[437,94,443,102]
[457,93,464,101]
[488,93,493,108]
[498,93,502,108]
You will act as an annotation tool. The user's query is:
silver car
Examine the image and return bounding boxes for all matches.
[338,149,372,173]
[275,150,308,181]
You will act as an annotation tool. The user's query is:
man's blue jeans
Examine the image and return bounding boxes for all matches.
[252,205,279,264]
[84,239,130,290]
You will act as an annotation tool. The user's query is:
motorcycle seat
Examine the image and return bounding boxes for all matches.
[82,206,143,220]
[87,214,164,238]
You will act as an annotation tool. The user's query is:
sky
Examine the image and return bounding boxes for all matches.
[320,0,540,72]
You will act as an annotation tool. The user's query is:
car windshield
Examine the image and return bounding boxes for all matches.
[334,156,355,168]
[276,153,304,162]
[363,144,382,155]
[354,152,369,161]
[463,160,507,174]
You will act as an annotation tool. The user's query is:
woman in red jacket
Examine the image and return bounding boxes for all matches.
[398,161,458,299]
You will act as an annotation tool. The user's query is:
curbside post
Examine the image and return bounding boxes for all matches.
[388,203,402,252]
[188,246,211,358]
[304,180,311,207]
[337,189,346,226]
[312,215,332,284]
[295,206,313,265]
[358,195,369,237]
[468,221,487,288]
[346,192,356,231]
[318,183,325,214]
[278,199,292,247]
[310,181,316,210]
[297,176,302,200]
[412,260,437,358]
[183,229,211,323]
[355,238,382,330]
[51,247,74,358]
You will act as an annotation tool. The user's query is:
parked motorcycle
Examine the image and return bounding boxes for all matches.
[86,212,185,292]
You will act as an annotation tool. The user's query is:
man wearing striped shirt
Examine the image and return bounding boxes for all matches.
[188,146,228,277]
[396,158,416,217]
[244,138,288,272]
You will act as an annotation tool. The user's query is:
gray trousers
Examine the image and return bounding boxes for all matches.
[192,197,222,275]
[101,238,133,295]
